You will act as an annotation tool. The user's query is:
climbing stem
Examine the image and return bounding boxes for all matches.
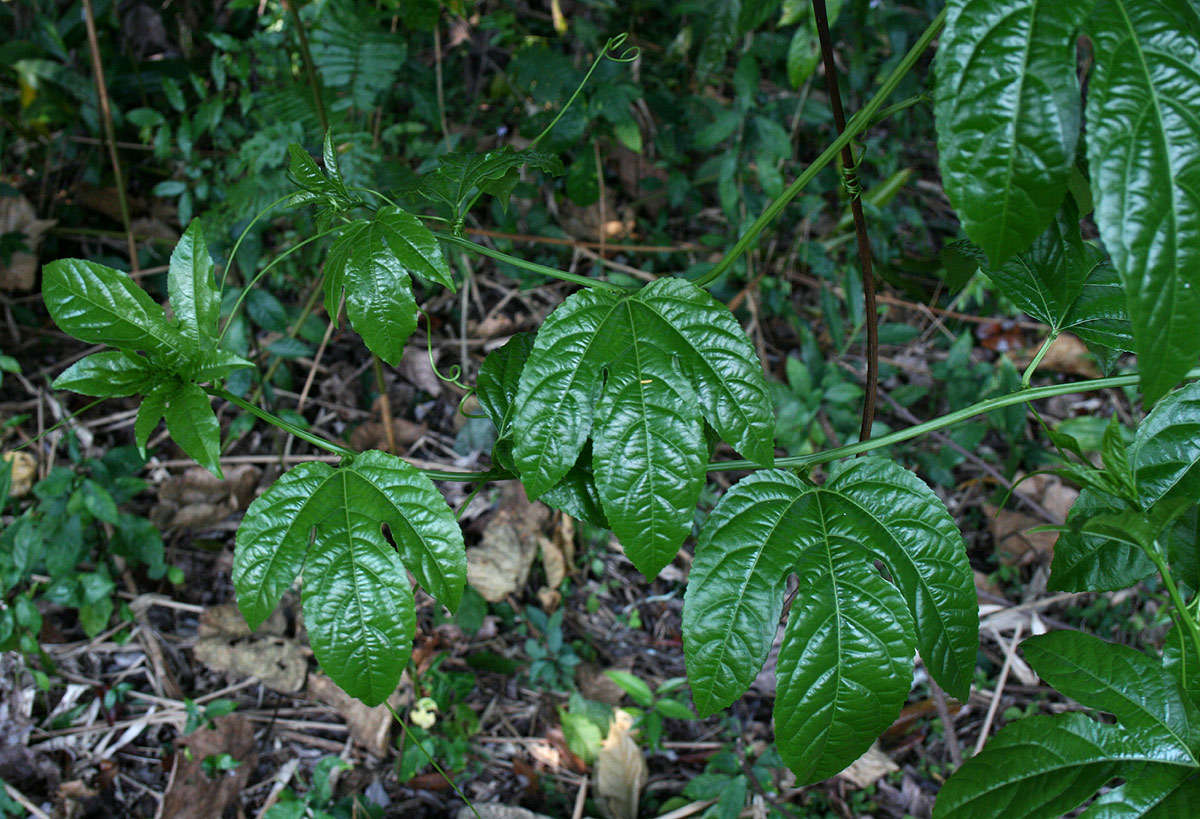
[438,233,627,292]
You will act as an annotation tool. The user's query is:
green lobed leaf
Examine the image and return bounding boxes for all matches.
[934,713,1146,818]
[52,351,156,398]
[683,470,808,716]
[1049,488,1156,592]
[476,332,535,438]
[984,202,1133,354]
[935,0,1090,265]
[194,349,255,382]
[168,220,220,349]
[43,259,190,366]
[1132,381,1200,508]
[373,206,454,290]
[821,458,978,699]
[514,278,774,576]
[1080,763,1200,817]
[232,452,465,703]
[512,288,627,497]
[593,351,706,577]
[163,382,223,478]
[774,492,916,785]
[1085,0,1200,403]
[324,218,418,366]
[1024,631,1200,763]
[418,148,563,218]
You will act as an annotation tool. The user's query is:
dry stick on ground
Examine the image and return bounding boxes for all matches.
[974,622,1025,755]
[812,0,878,442]
[81,0,139,274]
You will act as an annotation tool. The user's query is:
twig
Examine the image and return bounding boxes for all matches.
[974,622,1024,755]
[929,677,963,766]
[372,355,398,454]
[571,775,588,819]
[2,783,50,819]
[812,0,878,442]
[654,800,717,819]
[81,0,139,273]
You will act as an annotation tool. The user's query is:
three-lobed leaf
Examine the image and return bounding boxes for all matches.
[418,147,563,219]
[232,451,465,705]
[936,631,1200,818]
[1085,0,1200,403]
[513,277,774,577]
[935,0,1090,266]
[685,459,976,783]
[323,207,452,365]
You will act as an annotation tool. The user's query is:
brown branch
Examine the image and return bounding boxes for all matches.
[81,0,139,274]
[812,0,878,443]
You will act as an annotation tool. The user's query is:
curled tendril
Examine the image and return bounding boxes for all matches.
[839,142,867,200]
[456,388,488,421]
[419,310,472,391]
[604,33,640,63]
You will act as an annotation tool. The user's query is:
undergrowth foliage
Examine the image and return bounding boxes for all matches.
[37,2,1200,813]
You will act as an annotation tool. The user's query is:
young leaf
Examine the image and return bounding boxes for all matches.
[937,633,1200,818]
[1131,381,1200,508]
[163,382,224,478]
[232,452,466,704]
[513,278,774,576]
[417,147,563,219]
[135,385,170,458]
[476,332,535,437]
[43,259,190,366]
[1085,0,1200,403]
[169,220,220,348]
[52,351,156,398]
[775,516,915,785]
[1049,489,1156,592]
[323,209,439,366]
[983,203,1133,355]
[935,0,1090,265]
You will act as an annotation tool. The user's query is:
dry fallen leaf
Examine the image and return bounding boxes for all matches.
[349,417,427,452]
[159,714,256,819]
[986,473,1077,567]
[0,194,55,291]
[839,743,899,789]
[3,451,37,497]
[193,603,307,693]
[153,465,261,530]
[577,662,633,707]
[307,672,409,757]
[595,709,647,819]
[466,485,548,602]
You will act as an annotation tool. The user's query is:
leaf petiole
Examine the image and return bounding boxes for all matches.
[437,233,627,292]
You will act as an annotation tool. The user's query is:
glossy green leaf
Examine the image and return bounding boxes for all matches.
[539,453,609,529]
[169,220,220,348]
[1049,489,1156,592]
[683,470,807,716]
[1024,631,1200,762]
[163,382,223,478]
[821,458,978,699]
[605,670,654,708]
[686,461,973,780]
[938,631,1200,818]
[43,259,189,366]
[476,332,535,437]
[775,507,915,784]
[135,384,170,458]
[194,349,255,382]
[593,351,706,576]
[984,204,1133,353]
[1085,0,1200,403]
[935,0,1089,265]
[52,351,156,398]
[1132,381,1200,507]
[324,215,423,366]
[935,713,1140,818]
[232,451,465,703]
[1081,763,1200,818]
[514,278,774,575]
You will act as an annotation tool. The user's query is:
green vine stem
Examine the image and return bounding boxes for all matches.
[529,33,640,150]
[218,193,294,292]
[217,225,345,343]
[1145,547,1200,664]
[438,233,627,292]
[1022,331,1059,388]
[694,6,947,289]
[711,367,1200,473]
